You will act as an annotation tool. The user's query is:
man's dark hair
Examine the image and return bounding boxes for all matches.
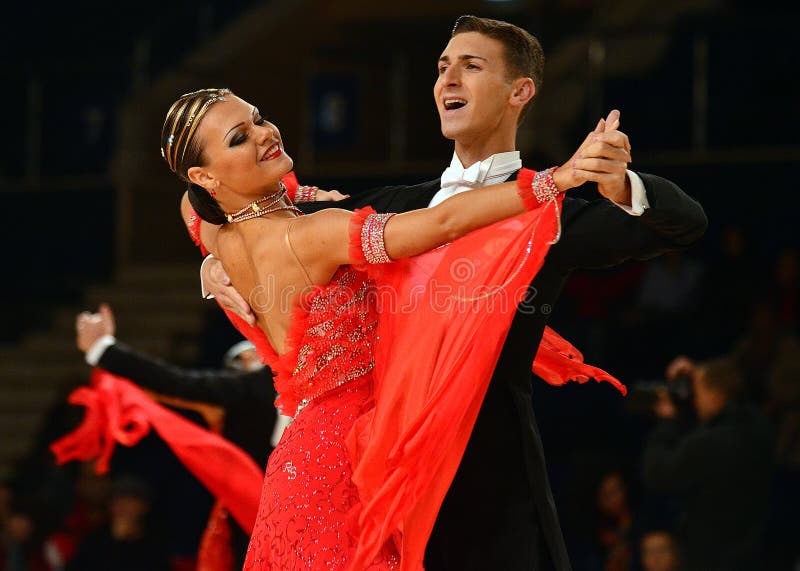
[451,15,544,122]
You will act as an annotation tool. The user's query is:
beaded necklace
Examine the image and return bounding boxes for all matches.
[224,182,304,223]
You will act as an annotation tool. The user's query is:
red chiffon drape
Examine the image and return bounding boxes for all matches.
[345,199,625,570]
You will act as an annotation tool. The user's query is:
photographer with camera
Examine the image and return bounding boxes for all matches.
[641,355,773,571]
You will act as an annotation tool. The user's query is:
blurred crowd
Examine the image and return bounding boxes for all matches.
[1,223,797,571]
[547,224,799,571]
[0,464,174,571]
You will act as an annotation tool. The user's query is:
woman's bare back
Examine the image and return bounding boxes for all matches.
[215,215,336,354]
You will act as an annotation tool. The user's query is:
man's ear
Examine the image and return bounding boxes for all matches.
[187,166,215,190]
[509,77,536,110]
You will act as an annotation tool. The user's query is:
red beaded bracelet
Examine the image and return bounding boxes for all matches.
[516,167,560,210]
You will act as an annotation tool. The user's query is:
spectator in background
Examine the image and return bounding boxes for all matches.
[595,470,634,571]
[0,494,50,571]
[638,529,681,571]
[66,475,168,571]
[642,356,772,570]
[564,462,641,571]
[42,462,110,570]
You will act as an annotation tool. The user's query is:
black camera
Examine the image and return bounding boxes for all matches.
[625,373,694,417]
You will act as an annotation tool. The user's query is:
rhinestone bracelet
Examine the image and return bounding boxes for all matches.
[295,185,319,203]
[516,167,561,210]
[361,213,396,264]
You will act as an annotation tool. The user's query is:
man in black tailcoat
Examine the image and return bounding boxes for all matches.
[200,15,707,571]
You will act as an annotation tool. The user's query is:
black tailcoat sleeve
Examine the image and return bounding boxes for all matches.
[97,342,274,409]
[97,343,277,469]
[551,172,708,272]
[297,178,441,215]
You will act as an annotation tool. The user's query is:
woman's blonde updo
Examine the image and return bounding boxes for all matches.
[160,88,232,224]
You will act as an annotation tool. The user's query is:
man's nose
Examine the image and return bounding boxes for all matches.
[443,65,460,86]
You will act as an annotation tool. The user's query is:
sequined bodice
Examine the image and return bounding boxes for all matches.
[272,267,378,418]
[244,265,397,570]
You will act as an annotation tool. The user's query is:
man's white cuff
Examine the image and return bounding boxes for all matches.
[200,253,216,299]
[86,335,116,366]
[613,170,650,216]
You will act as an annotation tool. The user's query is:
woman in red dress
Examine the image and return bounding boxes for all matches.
[159,88,619,570]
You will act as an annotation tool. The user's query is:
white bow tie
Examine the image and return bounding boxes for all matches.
[440,160,489,189]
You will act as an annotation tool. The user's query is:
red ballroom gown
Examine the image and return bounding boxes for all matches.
[238,198,625,570]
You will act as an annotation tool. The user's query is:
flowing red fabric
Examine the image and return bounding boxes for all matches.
[197,502,235,571]
[344,200,625,570]
[50,369,264,534]
[534,327,626,394]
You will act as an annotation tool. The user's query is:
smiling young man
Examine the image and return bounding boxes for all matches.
[198,15,707,570]
[434,19,539,188]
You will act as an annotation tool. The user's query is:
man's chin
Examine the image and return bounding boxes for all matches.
[439,122,465,141]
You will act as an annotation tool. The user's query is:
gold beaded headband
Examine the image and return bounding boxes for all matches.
[161,89,230,173]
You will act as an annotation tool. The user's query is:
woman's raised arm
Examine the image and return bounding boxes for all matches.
[289,169,564,281]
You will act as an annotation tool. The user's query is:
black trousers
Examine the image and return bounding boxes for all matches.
[424,502,550,571]
[423,382,556,571]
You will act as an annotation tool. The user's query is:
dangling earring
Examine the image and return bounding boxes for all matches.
[210,183,219,198]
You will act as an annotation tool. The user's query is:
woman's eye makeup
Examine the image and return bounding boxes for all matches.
[230,132,247,146]
[229,112,268,146]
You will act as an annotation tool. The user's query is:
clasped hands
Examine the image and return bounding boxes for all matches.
[553,109,633,204]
